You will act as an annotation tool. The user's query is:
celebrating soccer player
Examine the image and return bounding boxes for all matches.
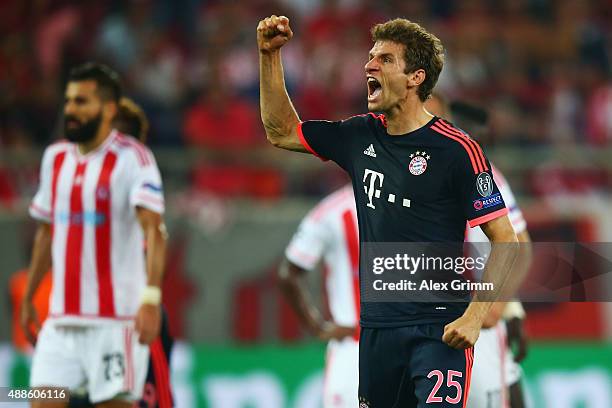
[258,15,519,407]
[22,63,167,408]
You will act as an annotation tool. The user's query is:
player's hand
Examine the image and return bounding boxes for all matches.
[442,314,481,349]
[20,299,41,346]
[316,321,356,341]
[135,304,161,345]
[257,15,293,54]
[506,317,528,362]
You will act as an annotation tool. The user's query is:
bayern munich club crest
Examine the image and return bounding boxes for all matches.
[408,150,430,176]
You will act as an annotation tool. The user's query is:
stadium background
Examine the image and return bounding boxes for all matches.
[0,0,611,406]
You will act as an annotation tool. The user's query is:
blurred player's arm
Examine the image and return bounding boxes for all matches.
[135,207,168,344]
[257,15,306,152]
[21,222,52,344]
[482,229,532,328]
[443,216,518,348]
[278,258,354,341]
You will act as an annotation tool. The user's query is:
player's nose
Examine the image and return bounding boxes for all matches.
[364,58,379,74]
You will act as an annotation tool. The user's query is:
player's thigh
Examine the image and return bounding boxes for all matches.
[323,339,359,408]
[468,328,506,408]
[81,324,149,404]
[410,327,474,408]
[358,327,412,408]
[30,322,84,389]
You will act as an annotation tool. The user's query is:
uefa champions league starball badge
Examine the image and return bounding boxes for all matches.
[409,150,430,175]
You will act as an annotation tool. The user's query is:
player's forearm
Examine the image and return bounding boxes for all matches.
[278,260,325,334]
[259,51,302,150]
[24,223,52,302]
[465,233,519,324]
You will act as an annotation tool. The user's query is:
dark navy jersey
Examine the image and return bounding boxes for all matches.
[298,113,508,327]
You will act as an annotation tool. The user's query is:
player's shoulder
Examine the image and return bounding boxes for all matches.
[429,118,487,172]
[41,139,72,165]
[111,131,154,167]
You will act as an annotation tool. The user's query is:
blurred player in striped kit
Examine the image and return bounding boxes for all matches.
[280,185,359,407]
[22,63,167,408]
[426,94,531,408]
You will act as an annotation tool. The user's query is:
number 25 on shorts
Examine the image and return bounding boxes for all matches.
[426,369,463,404]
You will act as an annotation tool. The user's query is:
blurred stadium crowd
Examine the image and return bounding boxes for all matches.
[1,0,610,149]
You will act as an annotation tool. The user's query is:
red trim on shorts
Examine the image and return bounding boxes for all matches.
[341,209,360,341]
[431,123,481,174]
[437,120,488,172]
[151,339,173,408]
[297,122,328,161]
[463,347,474,407]
[468,208,509,228]
[65,161,87,314]
[95,151,118,317]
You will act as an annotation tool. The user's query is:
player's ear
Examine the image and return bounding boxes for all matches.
[103,101,118,122]
[407,69,426,87]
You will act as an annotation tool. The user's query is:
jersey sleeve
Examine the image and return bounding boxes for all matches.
[493,168,527,233]
[285,210,330,271]
[29,147,55,223]
[297,115,368,170]
[128,148,165,215]
[454,145,508,228]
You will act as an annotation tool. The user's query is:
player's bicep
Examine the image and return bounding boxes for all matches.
[267,120,308,153]
[480,215,517,243]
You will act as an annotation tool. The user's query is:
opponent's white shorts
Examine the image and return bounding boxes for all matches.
[30,320,149,403]
[323,337,359,408]
[468,323,511,408]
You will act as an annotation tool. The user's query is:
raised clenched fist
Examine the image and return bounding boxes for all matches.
[257,15,293,54]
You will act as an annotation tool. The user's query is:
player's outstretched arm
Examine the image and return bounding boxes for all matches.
[278,258,355,341]
[135,207,168,345]
[258,15,306,152]
[443,215,519,349]
[21,222,52,345]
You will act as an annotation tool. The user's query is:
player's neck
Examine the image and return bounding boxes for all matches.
[385,100,434,136]
[77,123,113,155]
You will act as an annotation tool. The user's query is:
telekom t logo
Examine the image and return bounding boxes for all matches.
[363,169,384,209]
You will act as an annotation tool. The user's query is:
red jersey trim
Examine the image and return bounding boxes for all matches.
[431,123,481,174]
[30,203,51,220]
[438,120,488,172]
[462,347,474,408]
[95,151,118,317]
[297,122,328,162]
[467,208,509,228]
[64,161,87,314]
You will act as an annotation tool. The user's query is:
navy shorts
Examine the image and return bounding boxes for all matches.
[358,324,474,408]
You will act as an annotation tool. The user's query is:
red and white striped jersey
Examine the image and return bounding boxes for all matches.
[285,185,360,331]
[29,130,165,325]
[466,165,526,242]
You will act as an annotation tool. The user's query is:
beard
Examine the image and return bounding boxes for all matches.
[64,113,102,143]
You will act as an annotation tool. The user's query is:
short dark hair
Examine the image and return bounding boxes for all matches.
[113,97,149,143]
[68,62,122,102]
[371,19,444,102]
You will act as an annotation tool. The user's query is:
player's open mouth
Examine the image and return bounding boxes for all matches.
[367,77,382,101]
